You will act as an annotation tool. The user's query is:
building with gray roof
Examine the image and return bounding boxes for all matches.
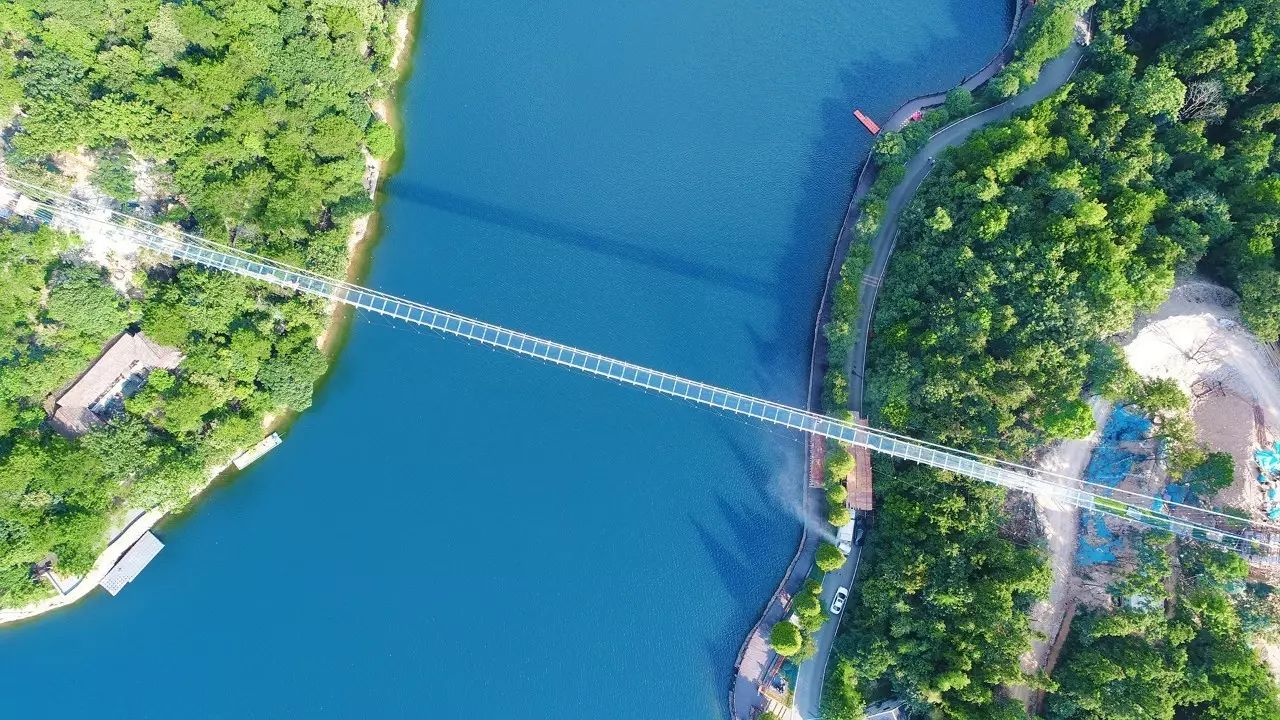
[48,331,182,437]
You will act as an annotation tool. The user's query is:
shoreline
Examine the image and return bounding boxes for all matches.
[317,9,416,355]
[789,30,1087,719]
[0,9,420,627]
[727,2,1026,716]
[0,509,161,625]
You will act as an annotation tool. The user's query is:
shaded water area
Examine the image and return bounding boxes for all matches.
[1,1,1010,716]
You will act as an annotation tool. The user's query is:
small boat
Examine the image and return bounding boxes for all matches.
[853,109,881,135]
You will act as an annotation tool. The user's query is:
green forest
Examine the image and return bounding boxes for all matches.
[825,0,1280,716]
[1048,534,1280,719]
[0,0,413,607]
[826,461,1052,719]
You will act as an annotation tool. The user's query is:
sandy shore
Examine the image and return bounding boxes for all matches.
[2,9,418,626]
[0,509,161,625]
[318,10,414,352]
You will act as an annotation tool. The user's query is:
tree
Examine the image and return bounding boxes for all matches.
[91,150,136,202]
[826,443,854,481]
[828,504,852,528]
[257,344,329,412]
[927,206,953,233]
[44,264,133,340]
[943,87,975,119]
[873,132,906,162]
[1131,65,1187,118]
[1136,378,1188,415]
[821,657,866,720]
[988,68,1024,99]
[827,483,848,506]
[817,542,848,572]
[794,591,822,618]
[1180,79,1227,122]
[366,120,396,160]
[1241,269,1280,342]
[1188,452,1235,495]
[1042,399,1096,440]
[770,621,802,657]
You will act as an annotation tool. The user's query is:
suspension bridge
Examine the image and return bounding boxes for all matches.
[3,174,1276,555]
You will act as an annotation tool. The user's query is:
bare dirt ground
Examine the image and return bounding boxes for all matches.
[1123,279,1280,676]
[1195,392,1259,509]
[45,149,157,295]
[1124,280,1280,523]
[1010,398,1110,705]
[1125,281,1280,429]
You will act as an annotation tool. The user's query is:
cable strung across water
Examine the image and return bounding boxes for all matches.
[4,175,1275,554]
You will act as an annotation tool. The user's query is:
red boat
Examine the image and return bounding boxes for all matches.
[853,109,881,135]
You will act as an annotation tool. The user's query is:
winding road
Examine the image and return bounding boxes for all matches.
[793,40,1087,720]
[846,44,1086,413]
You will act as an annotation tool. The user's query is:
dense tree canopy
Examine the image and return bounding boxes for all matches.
[824,463,1050,719]
[867,0,1280,455]
[1048,539,1280,720]
[0,0,412,274]
[825,0,1280,715]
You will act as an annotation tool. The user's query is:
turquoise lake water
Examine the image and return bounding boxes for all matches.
[0,2,1010,716]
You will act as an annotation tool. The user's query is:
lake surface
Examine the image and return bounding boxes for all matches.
[0,1,1010,716]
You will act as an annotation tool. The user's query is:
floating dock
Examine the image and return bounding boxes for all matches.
[853,109,881,135]
[233,432,282,469]
[100,532,164,596]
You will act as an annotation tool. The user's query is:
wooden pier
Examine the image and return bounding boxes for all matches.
[233,432,282,469]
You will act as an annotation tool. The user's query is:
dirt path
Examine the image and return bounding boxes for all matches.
[1127,281,1280,432]
[1009,398,1108,705]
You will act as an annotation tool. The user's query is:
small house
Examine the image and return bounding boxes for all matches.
[47,331,182,437]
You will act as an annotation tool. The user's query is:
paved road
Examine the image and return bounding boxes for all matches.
[795,42,1087,719]
[729,482,827,720]
[792,540,864,716]
[847,43,1086,412]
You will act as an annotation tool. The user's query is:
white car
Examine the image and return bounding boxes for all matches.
[830,586,849,615]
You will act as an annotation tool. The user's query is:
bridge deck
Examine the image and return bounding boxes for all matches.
[3,175,1271,554]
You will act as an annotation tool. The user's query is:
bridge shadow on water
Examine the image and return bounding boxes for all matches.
[706,5,1011,696]
[691,511,756,613]
[387,180,774,300]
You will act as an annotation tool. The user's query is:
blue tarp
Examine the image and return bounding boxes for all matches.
[1078,511,1120,566]
[1107,406,1153,442]
[1256,442,1280,474]
[1078,407,1152,567]
[1154,484,1191,512]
